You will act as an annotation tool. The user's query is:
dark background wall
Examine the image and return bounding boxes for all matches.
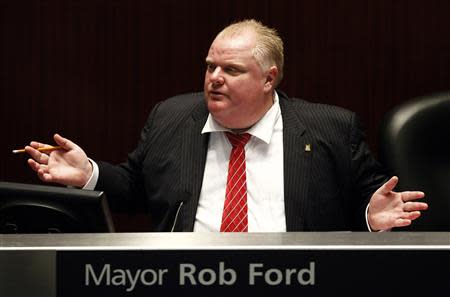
[1,0,450,230]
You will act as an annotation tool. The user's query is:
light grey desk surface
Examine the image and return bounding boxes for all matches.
[1,232,450,250]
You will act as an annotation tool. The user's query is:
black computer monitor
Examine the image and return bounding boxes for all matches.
[0,181,114,233]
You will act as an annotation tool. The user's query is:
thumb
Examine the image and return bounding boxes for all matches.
[378,176,399,195]
[54,133,77,150]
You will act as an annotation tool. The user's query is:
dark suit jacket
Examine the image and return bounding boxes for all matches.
[96,91,387,231]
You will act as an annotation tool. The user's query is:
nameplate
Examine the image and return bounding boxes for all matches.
[57,249,450,296]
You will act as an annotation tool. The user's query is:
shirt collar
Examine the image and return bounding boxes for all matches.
[201,91,281,144]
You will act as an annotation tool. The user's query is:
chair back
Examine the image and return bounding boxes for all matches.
[379,92,450,230]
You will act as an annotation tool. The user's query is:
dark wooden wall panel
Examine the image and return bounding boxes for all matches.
[1,0,450,230]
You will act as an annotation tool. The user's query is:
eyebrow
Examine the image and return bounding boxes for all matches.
[205,58,246,69]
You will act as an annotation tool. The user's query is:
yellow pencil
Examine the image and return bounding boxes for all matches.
[12,146,62,154]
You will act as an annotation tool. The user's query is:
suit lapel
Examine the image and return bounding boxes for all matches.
[175,93,311,231]
[279,95,311,231]
[177,101,209,231]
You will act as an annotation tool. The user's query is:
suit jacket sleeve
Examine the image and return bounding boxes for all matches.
[349,113,389,229]
[93,93,206,231]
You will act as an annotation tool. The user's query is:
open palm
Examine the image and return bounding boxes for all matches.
[368,176,428,231]
[26,134,92,187]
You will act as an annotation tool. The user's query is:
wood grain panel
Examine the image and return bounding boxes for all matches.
[1,0,450,230]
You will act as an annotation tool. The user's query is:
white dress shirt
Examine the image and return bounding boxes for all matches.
[193,92,286,232]
[85,91,374,231]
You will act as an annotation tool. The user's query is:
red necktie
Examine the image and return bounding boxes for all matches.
[220,132,252,232]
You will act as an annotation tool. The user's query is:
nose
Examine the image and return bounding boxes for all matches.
[209,67,224,87]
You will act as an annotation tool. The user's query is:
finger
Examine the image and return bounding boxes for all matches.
[29,141,51,149]
[401,211,422,221]
[54,133,77,150]
[37,170,53,183]
[394,218,412,227]
[24,146,49,165]
[41,173,54,183]
[400,191,426,202]
[27,158,41,172]
[28,159,49,174]
[403,201,428,212]
[37,164,49,174]
[377,176,399,195]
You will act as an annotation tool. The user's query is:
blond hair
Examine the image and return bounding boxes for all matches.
[217,19,284,87]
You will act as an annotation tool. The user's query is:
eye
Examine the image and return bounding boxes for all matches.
[206,63,216,72]
[224,67,241,76]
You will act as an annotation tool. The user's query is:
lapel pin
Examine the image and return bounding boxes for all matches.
[305,144,311,152]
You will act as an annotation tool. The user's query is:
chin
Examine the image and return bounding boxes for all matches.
[207,99,228,113]
[208,109,229,126]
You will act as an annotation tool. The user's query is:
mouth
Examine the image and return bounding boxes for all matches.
[208,90,226,99]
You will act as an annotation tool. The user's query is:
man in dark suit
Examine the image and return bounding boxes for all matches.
[25,19,428,232]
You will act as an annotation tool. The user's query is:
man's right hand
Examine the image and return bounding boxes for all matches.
[25,133,93,188]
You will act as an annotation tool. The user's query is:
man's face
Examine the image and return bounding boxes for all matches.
[204,31,275,130]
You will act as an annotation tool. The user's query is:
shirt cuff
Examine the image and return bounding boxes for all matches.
[365,203,374,231]
[82,158,99,190]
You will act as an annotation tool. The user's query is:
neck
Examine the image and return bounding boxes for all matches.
[231,128,250,134]
[230,91,275,134]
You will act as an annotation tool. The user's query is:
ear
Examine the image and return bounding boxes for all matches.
[264,66,279,92]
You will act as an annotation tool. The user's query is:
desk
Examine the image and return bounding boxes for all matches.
[1,232,450,296]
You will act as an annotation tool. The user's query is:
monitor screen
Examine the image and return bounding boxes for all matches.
[0,181,114,233]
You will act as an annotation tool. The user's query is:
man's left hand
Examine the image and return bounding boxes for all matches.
[368,176,428,231]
